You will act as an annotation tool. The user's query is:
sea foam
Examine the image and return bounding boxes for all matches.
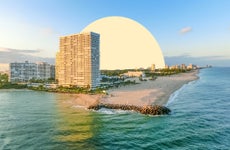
[97,108,129,115]
[166,80,197,107]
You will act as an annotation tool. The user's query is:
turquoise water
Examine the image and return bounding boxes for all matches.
[0,67,230,150]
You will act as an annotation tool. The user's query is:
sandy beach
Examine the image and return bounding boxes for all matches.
[67,70,199,107]
[101,70,199,106]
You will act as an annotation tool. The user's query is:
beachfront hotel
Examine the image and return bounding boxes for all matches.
[56,32,100,88]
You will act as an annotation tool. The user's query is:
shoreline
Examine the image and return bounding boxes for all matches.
[100,69,199,106]
[66,69,199,108]
[1,70,199,110]
[154,69,199,105]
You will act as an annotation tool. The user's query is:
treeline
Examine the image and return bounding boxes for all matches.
[0,73,27,89]
[101,68,192,78]
[145,68,191,77]
[29,77,55,83]
[0,73,56,89]
[28,85,106,94]
[0,83,27,89]
[101,69,136,76]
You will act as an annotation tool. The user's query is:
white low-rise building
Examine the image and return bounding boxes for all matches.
[10,61,55,83]
[123,71,144,77]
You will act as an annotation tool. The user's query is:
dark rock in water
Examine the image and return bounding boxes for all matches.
[88,103,171,115]
[139,105,171,115]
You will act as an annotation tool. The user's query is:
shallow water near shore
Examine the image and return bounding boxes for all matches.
[0,67,230,149]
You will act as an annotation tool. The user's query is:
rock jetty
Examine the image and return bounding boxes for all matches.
[88,103,171,115]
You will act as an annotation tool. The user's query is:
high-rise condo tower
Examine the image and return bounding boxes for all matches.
[56,32,100,88]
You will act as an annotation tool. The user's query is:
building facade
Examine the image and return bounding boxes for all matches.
[56,32,100,88]
[123,71,144,77]
[151,64,155,72]
[187,64,197,70]
[165,65,169,69]
[181,64,186,70]
[37,62,51,80]
[50,65,55,79]
[10,61,54,82]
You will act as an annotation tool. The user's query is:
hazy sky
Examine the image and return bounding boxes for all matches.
[0,0,230,68]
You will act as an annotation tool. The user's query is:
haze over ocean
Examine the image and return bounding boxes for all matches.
[0,67,230,149]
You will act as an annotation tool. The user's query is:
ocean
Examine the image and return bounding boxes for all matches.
[0,67,229,150]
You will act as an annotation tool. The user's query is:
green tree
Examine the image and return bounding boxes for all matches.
[0,73,9,87]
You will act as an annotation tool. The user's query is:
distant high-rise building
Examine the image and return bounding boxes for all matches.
[151,64,155,72]
[56,32,100,88]
[181,64,186,70]
[10,61,53,83]
[170,65,180,70]
[165,65,169,69]
[187,64,197,70]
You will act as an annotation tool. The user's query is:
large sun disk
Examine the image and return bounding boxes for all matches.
[82,16,165,69]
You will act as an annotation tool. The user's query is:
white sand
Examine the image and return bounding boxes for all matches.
[101,70,199,106]
[66,70,199,107]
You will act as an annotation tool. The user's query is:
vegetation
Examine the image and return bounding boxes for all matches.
[101,69,135,77]
[28,77,138,94]
[0,73,8,86]
[101,68,192,78]
[144,68,192,77]
[1,67,194,93]
[101,76,122,82]
[29,77,56,83]
[0,73,27,89]
[0,83,27,89]
[28,85,107,94]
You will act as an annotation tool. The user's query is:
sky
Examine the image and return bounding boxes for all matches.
[0,0,230,70]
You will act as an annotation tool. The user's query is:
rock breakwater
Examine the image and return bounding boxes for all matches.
[88,103,171,115]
